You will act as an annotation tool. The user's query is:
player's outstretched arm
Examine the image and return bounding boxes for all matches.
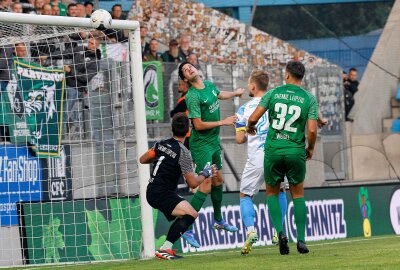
[139,148,156,164]
[317,112,328,128]
[306,119,318,161]
[218,88,245,100]
[184,164,217,188]
[246,106,267,135]
[191,116,237,131]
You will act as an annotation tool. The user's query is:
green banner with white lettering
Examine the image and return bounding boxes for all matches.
[143,61,164,120]
[3,59,64,157]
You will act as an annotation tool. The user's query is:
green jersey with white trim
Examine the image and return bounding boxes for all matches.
[186,80,221,151]
[259,84,318,154]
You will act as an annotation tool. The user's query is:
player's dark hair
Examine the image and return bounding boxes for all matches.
[172,113,189,137]
[178,61,193,81]
[349,67,357,73]
[286,61,305,80]
[250,70,269,91]
[112,4,122,11]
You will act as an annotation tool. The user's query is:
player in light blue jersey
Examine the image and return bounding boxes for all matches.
[236,70,288,255]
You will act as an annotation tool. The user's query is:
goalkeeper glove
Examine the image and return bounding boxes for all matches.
[199,163,215,178]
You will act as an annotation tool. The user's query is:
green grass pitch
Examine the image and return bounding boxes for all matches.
[16,235,400,270]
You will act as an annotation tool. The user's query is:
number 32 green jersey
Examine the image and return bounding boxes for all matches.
[259,84,318,154]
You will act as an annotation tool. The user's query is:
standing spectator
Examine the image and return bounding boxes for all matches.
[178,35,192,60]
[14,43,28,59]
[51,4,59,15]
[42,3,53,15]
[40,36,102,125]
[50,0,67,16]
[76,3,86,18]
[11,2,23,13]
[0,0,12,12]
[34,0,45,14]
[140,25,150,55]
[67,3,78,17]
[143,39,162,62]
[84,1,93,17]
[111,4,123,20]
[344,67,359,122]
[103,4,127,43]
[162,39,183,63]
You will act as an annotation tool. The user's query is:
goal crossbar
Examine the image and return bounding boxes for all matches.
[0,12,139,30]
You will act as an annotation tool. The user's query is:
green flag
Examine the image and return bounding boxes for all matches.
[143,61,164,120]
[4,58,65,157]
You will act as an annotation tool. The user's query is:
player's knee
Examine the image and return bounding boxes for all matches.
[212,176,223,186]
[199,179,212,194]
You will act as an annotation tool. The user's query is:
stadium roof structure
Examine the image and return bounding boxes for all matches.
[198,0,393,24]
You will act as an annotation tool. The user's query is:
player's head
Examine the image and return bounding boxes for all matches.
[178,79,189,94]
[248,70,269,97]
[348,67,358,81]
[178,61,199,84]
[285,61,305,83]
[172,113,189,137]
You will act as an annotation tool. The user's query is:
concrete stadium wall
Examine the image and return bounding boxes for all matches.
[351,0,400,134]
[347,133,400,181]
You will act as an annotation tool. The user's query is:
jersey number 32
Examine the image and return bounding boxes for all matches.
[271,102,301,132]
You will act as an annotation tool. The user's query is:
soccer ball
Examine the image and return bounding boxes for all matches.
[90,9,112,30]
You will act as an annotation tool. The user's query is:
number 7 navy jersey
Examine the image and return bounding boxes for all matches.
[149,138,193,191]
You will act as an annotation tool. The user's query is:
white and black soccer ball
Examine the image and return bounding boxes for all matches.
[90,9,112,30]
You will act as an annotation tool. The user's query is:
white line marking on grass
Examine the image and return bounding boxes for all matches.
[183,235,400,258]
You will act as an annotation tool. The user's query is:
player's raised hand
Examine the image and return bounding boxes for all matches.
[246,124,257,136]
[221,115,237,126]
[306,147,314,161]
[235,88,245,98]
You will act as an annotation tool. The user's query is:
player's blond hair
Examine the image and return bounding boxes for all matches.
[250,70,269,91]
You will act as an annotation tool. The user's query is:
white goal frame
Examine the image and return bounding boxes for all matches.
[0,12,155,259]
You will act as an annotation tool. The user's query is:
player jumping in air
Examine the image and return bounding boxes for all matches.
[140,113,217,260]
[236,70,288,255]
[247,61,318,255]
[178,61,244,248]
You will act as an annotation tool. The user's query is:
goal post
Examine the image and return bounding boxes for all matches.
[0,12,155,264]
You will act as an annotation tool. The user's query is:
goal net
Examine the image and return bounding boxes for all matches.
[0,13,154,267]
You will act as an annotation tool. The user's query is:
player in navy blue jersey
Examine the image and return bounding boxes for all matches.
[140,113,217,260]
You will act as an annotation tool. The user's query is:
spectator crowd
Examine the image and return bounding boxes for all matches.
[0,0,203,142]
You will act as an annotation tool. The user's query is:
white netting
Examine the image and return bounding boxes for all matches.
[0,20,143,266]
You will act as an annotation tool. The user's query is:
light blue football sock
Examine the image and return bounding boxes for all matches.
[279,191,287,225]
[240,196,255,229]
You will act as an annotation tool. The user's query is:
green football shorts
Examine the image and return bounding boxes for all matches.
[192,147,222,174]
[264,151,306,186]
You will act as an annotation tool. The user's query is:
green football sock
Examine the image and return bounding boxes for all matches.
[211,185,223,222]
[188,190,208,231]
[293,197,307,242]
[267,195,283,234]
[190,190,207,211]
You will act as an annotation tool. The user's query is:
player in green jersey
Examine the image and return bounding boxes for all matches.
[247,61,318,255]
[178,61,245,248]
